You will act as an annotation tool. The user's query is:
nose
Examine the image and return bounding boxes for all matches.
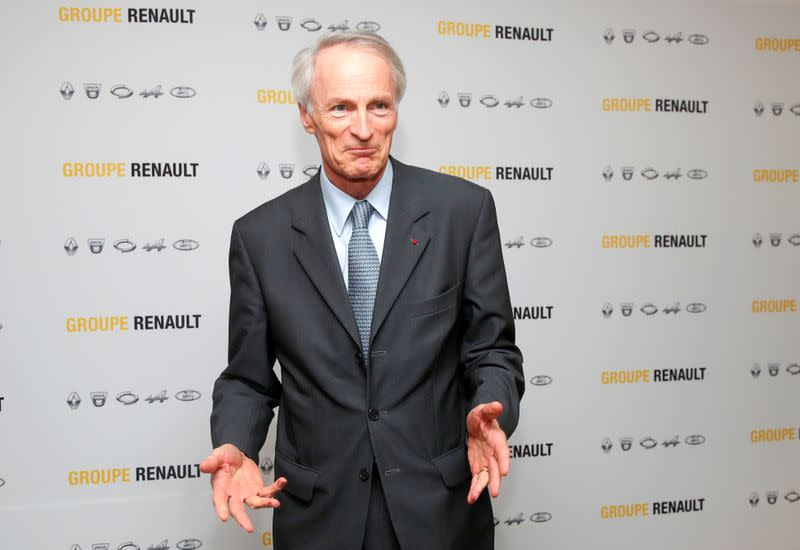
[349,108,373,141]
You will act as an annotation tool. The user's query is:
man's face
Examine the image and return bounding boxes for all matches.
[299,44,398,188]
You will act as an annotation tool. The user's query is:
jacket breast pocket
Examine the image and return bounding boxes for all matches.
[407,283,460,319]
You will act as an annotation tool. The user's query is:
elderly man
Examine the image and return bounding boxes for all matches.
[200,31,524,549]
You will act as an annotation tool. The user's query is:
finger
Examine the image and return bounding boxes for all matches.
[199,454,221,474]
[490,433,510,476]
[468,469,489,504]
[257,477,287,497]
[488,456,501,497]
[228,495,254,533]
[210,468,231,522]
[245,495,281,509]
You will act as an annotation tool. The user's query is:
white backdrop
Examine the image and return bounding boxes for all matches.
[1,1,799,549]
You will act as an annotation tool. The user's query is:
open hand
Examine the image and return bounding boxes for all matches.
[465,401,510,504]
[199,443,287,532]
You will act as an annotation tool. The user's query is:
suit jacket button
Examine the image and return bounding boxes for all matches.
[359,468,370,481]
[368,408,380,421]
[355,351,364,367]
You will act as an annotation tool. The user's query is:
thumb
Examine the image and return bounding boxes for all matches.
[479,401,503,422]
[199,453,221,474]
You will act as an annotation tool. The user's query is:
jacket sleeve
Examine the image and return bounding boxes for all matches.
[460,189,525,437]
[210,220,281,462]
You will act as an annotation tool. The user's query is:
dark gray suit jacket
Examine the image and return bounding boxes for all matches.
[211,157,524,549]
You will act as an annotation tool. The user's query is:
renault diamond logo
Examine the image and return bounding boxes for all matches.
[253,13,267,30]
[67,392,81,410]
[753,232,763,247]
[603,28,614,44]
[602,166,613,182]
[749,492,759,507]
[61,81,75,100]
[260,456,274,475]
[754,101,764,117]
[751,363,761,378]
[438,91,450,108]
[257,162,270,179]
[602,302,613,318]
[65,237,78,256]
[601,438,613,453]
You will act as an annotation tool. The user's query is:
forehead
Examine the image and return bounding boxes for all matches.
[312,44,394,95]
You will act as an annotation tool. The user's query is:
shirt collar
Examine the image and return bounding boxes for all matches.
[319,161,393,237]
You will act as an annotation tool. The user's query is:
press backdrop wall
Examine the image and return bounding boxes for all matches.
[1,1,799,549]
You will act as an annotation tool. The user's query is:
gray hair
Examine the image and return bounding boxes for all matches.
[291,31,407,113]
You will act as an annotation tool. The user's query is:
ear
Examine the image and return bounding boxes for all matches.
[299,104,316,135]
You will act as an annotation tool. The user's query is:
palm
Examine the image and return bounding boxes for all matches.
[465,401,510,504]
[200,443,287,533]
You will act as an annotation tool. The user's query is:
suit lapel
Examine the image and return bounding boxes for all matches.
[370,158,431,348]
[291,177,362,350]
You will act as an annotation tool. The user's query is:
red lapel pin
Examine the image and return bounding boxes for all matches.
[411,238,418,246]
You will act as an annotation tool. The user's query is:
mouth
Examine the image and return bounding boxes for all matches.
[346,147,378,156]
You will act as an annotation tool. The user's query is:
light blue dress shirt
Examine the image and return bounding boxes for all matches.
[319,162,393,290]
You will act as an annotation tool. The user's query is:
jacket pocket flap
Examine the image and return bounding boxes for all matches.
[274,451,320,502]
[408,283,460,318]
[431,444,471,488]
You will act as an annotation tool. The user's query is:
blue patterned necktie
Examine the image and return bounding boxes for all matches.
[348,200,380,357]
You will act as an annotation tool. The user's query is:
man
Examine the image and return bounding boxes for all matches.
[200,31,524,549]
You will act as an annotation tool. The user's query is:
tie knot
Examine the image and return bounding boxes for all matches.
[351,200,374,230]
